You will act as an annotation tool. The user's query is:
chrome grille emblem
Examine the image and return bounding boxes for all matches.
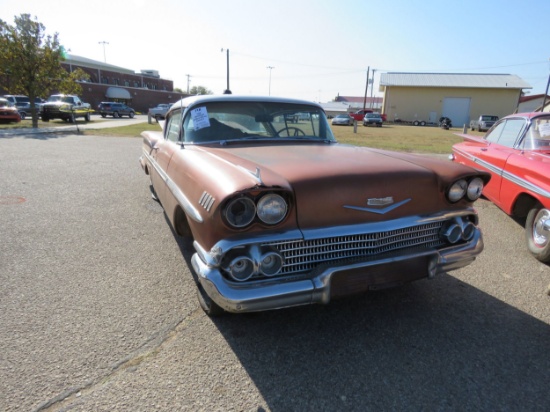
[367,197,394,206]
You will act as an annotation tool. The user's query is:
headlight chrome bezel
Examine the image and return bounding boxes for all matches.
[447,177,485,203]
[256,193,287,225]
[223,191,289,229]
[466,177,484,201]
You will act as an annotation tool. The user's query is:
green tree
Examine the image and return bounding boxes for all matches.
[189,85,213,95]
[0,14,86,128]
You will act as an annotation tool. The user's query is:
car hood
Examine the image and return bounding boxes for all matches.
[192,143,474,229]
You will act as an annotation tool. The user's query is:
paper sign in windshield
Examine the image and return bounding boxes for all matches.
[191,107,210,130]
[539,122,550,138]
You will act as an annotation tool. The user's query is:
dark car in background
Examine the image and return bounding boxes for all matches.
[98,102,135,118]
[363,112,383,127]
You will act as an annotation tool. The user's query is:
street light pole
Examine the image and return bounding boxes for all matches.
[221,48,231,94]
[267,66,275,95]
[98,41,109,63]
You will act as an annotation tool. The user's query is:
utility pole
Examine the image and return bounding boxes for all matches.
[370,69,376,108]
[363,67,370,110]
[186,74,191,94]
[98,41,109,63]
[266,66,275,95]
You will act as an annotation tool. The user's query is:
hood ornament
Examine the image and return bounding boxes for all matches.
[237,165,263,185]
[344,198,411,215]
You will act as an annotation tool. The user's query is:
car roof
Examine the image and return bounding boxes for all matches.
[168,94,324,113]
[500,112,550,121]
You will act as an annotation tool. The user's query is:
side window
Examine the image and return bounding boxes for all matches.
[165,109,182,142]
[485,121,505,143]
[485,119,526,148]
[497,119,527,148]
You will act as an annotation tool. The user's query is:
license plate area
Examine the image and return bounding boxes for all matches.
[330,255,431,299]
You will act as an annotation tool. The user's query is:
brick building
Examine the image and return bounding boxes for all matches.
[61,54,188,113]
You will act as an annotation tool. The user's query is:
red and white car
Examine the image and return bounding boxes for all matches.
[451,112,550,262]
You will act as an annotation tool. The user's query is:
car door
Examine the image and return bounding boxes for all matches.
[149,109,183,205]
[476,118,528,207]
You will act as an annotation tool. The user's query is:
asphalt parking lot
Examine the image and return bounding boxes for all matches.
[1,131,549,411]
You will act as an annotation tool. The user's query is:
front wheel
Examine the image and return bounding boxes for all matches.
[129,112,135,118]
[84,112,90,122]
[525,205,550,263]
[196,283,225,317]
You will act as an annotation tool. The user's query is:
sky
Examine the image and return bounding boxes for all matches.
[1,0,549,101]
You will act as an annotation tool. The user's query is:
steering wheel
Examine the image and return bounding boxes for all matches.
[276,127,306,137]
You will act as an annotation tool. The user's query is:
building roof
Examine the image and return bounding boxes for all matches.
[335,95,383,104]
[519,93,550,103]
[379,73,531,90]
[64,54,137,76]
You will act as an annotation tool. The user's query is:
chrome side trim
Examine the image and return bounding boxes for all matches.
[453,148,550,199]
[142,149,203,223]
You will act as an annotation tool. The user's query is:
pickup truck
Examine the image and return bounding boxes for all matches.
[349,109,387,122]
[470,115,499,132]
[41,94,92,122]
[349,109,373,121]
[148,103,172,121]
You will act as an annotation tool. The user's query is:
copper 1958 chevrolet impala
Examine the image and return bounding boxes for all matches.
[140,95,490,316]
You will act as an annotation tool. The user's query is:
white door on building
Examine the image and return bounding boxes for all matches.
[442,97,471,127]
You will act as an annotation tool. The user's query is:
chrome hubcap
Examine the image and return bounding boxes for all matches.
[532,208,550,247]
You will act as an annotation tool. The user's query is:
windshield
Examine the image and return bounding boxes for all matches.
[521,115,550,150]
[182,101,335,143]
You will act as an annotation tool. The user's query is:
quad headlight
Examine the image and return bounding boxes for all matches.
[466,177,484,201]
[257,193,287,225]
[224,197,256,228]
[224,192,289,228]
[447,177,485,203]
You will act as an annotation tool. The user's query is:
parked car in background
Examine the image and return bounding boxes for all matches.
[0,97,21,123]
[470,115,499,132]
[451,112,550,262]
[331,113,354,126]
[41,94,91,122]
[148,103,172,121]
[363,112,383,127]
[98,102,135,118]
[140,94,490,316]
[3,95,44,120]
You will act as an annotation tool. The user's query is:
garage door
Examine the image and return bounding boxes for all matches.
[442,97,470,128]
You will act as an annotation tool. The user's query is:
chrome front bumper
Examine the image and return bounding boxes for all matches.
[191,230,484,313]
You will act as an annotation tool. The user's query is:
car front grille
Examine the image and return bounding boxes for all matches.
[263,221,446,276]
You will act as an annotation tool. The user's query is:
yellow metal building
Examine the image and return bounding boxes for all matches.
[380,73,531,127]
